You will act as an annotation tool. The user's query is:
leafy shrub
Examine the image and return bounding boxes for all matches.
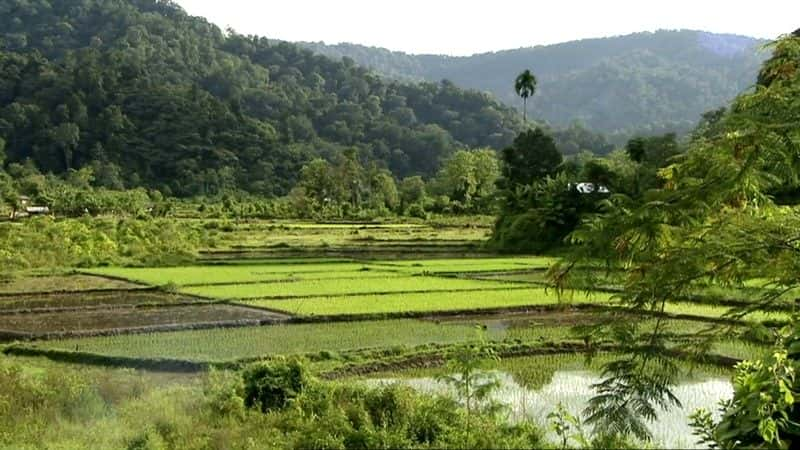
[491,211,563,253]
[691,321,800,449]
[203,370,246,420]
[242,359,310,412]
[126,429,167,450]
[0,217,198,272]
[405,203,428,219]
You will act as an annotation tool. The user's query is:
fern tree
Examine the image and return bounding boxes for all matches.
[550,31,800,444]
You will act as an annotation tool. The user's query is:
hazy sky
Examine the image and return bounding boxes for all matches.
[176,0,798,56]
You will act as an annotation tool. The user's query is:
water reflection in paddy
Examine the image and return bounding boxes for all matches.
[366,370,732,449]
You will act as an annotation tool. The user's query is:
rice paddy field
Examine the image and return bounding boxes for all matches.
[30,314,763,364]
[0,274,143,294]
[0,304,283,336]
[241,288,613,316]
[0,291,201,312]
[2,220,783,357]
[363,353,735,449]
[0,219,783,449]
[197,217,493,251]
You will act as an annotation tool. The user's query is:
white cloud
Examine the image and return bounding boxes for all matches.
[176,0,799,56]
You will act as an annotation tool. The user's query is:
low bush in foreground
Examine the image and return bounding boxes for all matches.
[0,356,551,449]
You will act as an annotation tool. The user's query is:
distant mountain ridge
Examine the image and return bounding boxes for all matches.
[301,30,769,139]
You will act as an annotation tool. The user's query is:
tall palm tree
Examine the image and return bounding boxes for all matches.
[514,70,537,123]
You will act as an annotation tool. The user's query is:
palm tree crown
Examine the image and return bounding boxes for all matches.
[514,69,537,123]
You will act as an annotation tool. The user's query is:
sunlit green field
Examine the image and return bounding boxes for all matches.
[36,319,486,362]
[85,257,557,286]
[32,315,751,364]
[81,257,792,322]
[7,228,781,383]
[375,256,557,270]
[242,288,614,316]
[661,302,791,322]
[184,276,529,300]
[86,262,376,285]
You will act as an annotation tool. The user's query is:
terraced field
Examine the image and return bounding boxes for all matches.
[0,304,283,337]
[373,256,557,272]
[1,220,782,392]
[87,262,379,285]
[243,288,612,316]
[185,276,530,300]
[86,256,557,286]
[30,313,766,365]
[35,319,483,362]
[0,274,143,294]
[0,291,199,312]
[197,218,495,259]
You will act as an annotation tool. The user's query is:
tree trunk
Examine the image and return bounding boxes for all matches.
[523,97,527,123]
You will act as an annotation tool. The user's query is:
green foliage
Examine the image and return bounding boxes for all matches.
[500,128,563,187]
[622,133,682,197]
[690,321,800,449]
[242,359,310,412]
[0,0,523,195]
[583,349,681,442]
[436,334,502,419]
[0,356,548,449]
[492,130,626,252]
[404,202,428,219]
[551,122,615,156]
[0,160,175,218]
[369,170,400,212]
[432,148,500,213]
[515,69,537,122]
[548,403,590,449]
[0,217,197,270]
[399,176,427,210]
[491,129,587,250]
[283,381,544,450]
[291,152,403,218]
[553,31,800,445]
[492,174,601,253]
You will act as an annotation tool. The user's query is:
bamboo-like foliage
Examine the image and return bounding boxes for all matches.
[551,32,800,442]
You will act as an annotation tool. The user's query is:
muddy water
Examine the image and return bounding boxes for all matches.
[366,370,732,449]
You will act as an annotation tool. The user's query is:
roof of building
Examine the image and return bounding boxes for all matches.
[570,182,610,194]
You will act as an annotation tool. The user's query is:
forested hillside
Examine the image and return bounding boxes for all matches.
[0,0,523,196]
[302,30,768,140]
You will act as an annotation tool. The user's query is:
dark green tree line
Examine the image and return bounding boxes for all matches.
[0,0,523,197]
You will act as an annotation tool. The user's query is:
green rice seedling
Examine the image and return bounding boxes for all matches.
[374,257,559,273]
[183,276,530,300]
[86,263,382,286]
[244,288,614,316]
[37,319,488,363]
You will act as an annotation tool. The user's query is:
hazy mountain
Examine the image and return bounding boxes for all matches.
[302,30,769,139]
